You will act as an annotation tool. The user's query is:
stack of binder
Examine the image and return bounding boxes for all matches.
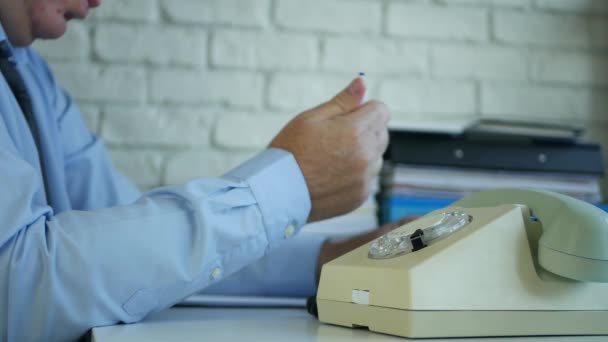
[380,120,605,223]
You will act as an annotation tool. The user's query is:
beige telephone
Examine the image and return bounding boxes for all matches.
[316,188,608,338]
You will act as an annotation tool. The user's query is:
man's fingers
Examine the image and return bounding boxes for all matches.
[347,100,391,126]
[337,100,390,156]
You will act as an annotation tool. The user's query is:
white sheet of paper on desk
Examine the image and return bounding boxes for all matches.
[180,294,307,308]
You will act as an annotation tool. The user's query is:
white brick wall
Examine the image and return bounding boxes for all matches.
[93,0,159,21]
[530,52,608,85]
[322,37,429,74]
[211,31,318,70]
[481,84,588,120]
[160,0,270,27]
[149,70,264,107]
[32,0,608,193]
[101,106,214,146]
[380,78,476,116]
[494,12,590,47]
[34,22,90,60]
[431,45,527,80]
[52,65,147,103]
[534,0,608,13]
[387,4,489,41]
[95,24,207,66]
[275,0,382,34]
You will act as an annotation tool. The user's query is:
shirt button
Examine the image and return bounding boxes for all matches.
[211,267,222,280]
[284,224,296,239]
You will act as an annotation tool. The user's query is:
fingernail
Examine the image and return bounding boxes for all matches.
[346,78,359,96]
[346,78,366,99]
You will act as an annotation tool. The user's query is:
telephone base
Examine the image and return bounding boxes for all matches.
[318,299,608,338]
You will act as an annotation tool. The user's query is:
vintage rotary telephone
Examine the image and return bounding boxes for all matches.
[316,188,608,337]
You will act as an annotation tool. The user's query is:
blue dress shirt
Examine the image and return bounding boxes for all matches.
[0,23,325,341]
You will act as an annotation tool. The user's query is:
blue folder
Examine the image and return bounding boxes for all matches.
[383,197,608,223]
[382,196,458,223]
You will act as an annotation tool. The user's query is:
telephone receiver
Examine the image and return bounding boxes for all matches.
[451,188,608,282]
[316,188,608,338]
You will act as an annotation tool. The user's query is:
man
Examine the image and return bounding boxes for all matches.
[0,1,392,340]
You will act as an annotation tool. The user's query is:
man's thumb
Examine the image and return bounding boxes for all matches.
[310,77,367,120]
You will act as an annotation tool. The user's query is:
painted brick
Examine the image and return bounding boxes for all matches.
[481,83,587,121]
[583,89,608,123]
[494,12,590,47]
[101,106,214,146]
[322,37,428,75]
[387,4,488,41]
[591,19,608,48]
[275,0,382,34]
[432,45,527,80]
[164,149,256,185]
[52,64,146,103]
[108,148,164,190]
[93,0,159,22]
[33,22,89,60]
[79,105,101,134]
[437,0,530,8]
[95,24,206,66]
[531,51,608,85]
[379,79,476,115]
[213,113,292,150]
[212,31,317,70]
[149,69,264,108]
[534,0,608,13]
[161,0,270,27]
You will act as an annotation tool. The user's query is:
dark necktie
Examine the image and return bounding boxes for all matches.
[0,40,51,206]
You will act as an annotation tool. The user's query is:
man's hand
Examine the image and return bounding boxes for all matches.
[269,77,390,222]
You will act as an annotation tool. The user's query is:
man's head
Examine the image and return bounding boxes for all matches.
[0,0,101,46]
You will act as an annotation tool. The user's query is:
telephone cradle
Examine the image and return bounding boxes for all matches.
[316,188,608,338]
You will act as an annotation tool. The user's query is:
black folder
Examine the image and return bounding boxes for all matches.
[385,130,604,176]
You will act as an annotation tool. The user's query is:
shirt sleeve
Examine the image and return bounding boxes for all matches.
[51,86,325,298]
[0,122,312,342]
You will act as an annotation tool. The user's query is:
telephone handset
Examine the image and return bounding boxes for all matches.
[451,188,608,283]
[316,188,608,338]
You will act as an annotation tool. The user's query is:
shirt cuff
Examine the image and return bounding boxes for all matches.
[223,148,311,251]
[199,232,327,297]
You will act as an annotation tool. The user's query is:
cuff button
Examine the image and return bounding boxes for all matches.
[211,267,222,280]
[284,224,296,239]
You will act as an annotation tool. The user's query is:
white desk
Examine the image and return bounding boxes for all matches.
[91,307,605,342]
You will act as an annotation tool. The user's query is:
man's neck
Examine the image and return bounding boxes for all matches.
[0,1,34,46]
